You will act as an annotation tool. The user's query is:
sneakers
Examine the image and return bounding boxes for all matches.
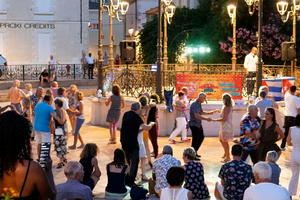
[68,145,76,150]
[77,144,85,149]
[195,157,201,161]
[182,139,190,142]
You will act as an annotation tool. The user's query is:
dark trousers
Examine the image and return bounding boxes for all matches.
[88,64,94,79]
[281,116,295,148]
[122,144,139,187]
[190,125,204,152]
[246,72,256,95]
[148,124,158,158]
[241,149,258,165]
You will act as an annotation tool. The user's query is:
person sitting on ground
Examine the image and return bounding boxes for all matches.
[0,111,56,200]
[151,145,181,197]
[39,69,49,87]
[105,148,130,196]
[79,143,101,191]
[158,167,193,200]
[243,162,290,200]
[56,161,93,200]
[182,147,210,199]
[214,144,253,200]
[266,150,281,185]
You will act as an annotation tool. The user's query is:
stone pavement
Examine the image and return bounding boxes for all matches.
[0,98,299,200]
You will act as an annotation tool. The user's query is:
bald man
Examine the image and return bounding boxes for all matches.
[7,79,26,113]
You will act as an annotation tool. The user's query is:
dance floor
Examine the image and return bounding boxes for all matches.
[1,99,298,200]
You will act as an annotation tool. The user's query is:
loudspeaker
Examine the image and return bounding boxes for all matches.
[120,40,136,63]
[281,42,296,61]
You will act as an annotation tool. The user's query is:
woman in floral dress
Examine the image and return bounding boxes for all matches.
[213,93,234,163]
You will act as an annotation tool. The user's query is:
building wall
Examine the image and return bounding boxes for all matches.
[88,10,124,60]
[0,0,89,64]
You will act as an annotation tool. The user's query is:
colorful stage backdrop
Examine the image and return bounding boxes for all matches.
[175,73,243,100]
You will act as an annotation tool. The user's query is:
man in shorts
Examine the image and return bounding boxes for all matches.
[34,94,56,158]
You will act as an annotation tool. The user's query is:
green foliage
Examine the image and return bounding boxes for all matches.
[139,0,300,64]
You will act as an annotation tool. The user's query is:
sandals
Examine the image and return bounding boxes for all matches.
[109,138,117,144]
[57,162,64,169]
[141,174,149,182]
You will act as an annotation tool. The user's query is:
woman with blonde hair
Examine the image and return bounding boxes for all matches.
[67,84,78,134]
[105,84,125,144]
[24,83,32,98]
[79,143,101,190]
[212,93,234,163]
[69,91,85,149]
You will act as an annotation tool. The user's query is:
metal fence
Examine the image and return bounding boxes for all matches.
[102,64,293,99]
[0,63,295,100]
[0,64,98,81]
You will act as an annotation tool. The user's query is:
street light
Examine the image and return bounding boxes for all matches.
[162,1,176,72]
[157,0,176,100]
[101,0,128,66]
[227,4,237,71]
[244,0,263,96]
[277,0,299,76]
[98,0,129,92]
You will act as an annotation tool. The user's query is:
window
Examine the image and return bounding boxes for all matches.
[0,0,7,12]
[90,23,99,30]
[37,34,51,63]
[36,0,52,13]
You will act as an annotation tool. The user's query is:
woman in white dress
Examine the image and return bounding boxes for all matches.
[213,93,234,163]
[287,115,300,197]
[159,166,193,200]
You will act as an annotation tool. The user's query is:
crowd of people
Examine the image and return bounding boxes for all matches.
[1,77,300,200]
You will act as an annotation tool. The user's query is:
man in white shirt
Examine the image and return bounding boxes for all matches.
[281,85,300,150]
[243,162,290,200]
[47,55,59,73]
[244,47,258,96]
[87,53,95,79]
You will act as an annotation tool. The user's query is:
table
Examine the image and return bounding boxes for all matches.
[263,76,295,101]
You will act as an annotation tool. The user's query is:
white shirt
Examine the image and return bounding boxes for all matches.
[51,96,70,110]
[243,182,290,200]
[48,58,56,65]
[160,188,189,200]
[284,92,300,117]
[244,53,258,72]
[86,56,94,64]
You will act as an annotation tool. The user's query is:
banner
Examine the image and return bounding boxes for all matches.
[175,73,243,100]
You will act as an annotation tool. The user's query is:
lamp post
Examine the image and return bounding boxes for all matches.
[157,0,176,100]
[98,0,129,92]
[244,0,263,95]
[128,27,134,39]
[163,2,176,71]
[227,4,237,71]
[277,0,300,76]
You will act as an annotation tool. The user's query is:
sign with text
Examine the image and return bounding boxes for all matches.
[175,73,243,100]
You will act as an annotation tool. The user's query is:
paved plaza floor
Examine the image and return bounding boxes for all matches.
[0,98,299,200]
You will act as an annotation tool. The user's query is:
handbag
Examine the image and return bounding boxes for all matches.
[130,185,148,200]
[55,128,64,136]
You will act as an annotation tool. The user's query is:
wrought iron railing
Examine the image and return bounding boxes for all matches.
[0,64,98,81]
[102,64,294,100]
